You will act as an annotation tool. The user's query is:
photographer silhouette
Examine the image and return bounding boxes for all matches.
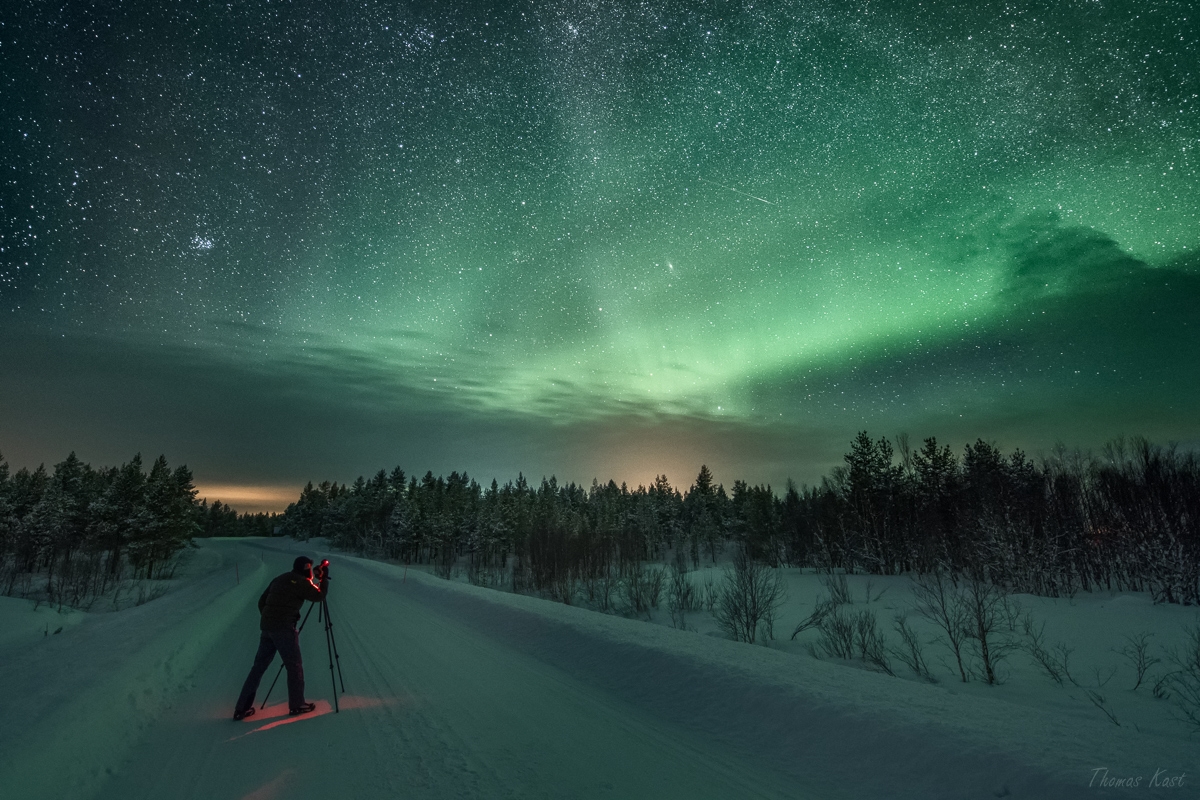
[232,555,329,720]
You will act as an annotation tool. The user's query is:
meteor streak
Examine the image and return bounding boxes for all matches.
[698,177,775,205]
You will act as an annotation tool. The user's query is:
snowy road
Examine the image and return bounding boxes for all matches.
[89,540,806,800]
[7,538,1169,800]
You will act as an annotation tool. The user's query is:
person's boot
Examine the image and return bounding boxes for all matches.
[233,707,256,721]
[289,702,316,715]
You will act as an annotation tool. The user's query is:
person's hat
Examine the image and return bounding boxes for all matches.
[293,555,314,573]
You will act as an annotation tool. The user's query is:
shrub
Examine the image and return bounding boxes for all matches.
[713,549,787,644]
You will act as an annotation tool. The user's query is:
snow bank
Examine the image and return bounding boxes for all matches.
[349,556,1199,795]
[0,595,87,648]
[0,549,266,800]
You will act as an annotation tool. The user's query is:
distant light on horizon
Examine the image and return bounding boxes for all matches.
[194,484,298,515]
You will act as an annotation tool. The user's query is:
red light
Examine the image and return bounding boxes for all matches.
[225,696,402,742]
[225,701,330,741]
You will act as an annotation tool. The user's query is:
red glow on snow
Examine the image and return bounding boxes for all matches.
[226,700,331,740]
[238,769,295,800]
[226,696,401,741]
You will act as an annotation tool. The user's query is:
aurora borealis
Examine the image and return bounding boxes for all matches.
[2,1,1198,511]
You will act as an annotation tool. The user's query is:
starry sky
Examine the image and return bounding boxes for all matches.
[2,0,1198,512]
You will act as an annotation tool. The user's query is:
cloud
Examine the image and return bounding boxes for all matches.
[1001,212,1146,298]
[733,227,1200,456]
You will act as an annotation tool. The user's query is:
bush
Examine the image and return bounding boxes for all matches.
[962,574,1018,684]
[646,565,666,609]
[1163,622,1200,731]
[854,609,894,675]
[893,612,935,681]
[912,571,973,682]
[622,563,651,617]
[817,607,856,659]
[822,572,853,606]
[1019,612,1076,686]
[667,553,701,612]
[791,597,835,640]
[714,549,787,644]
[667,554,701,629]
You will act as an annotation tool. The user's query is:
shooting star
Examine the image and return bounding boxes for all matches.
[698,177,775,205]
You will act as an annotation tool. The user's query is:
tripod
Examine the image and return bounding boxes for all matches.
[261,597,345,713]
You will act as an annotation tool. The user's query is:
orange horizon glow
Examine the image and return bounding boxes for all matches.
[192,448,787,518]
[194,483,300,515]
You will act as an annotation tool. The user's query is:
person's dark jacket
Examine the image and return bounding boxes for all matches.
[258,569,328,630]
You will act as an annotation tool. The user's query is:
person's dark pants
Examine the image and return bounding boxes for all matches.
[235,627,306,713]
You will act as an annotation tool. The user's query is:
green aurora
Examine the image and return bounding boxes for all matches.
[2,0,1198,507]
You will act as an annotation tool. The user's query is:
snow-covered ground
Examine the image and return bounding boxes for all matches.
[2,538,1196,799]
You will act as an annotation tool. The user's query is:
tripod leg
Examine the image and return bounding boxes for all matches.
[260,663,285,711]
[323,601,340,713]
[261,601,317,710]
[323,599,346,693]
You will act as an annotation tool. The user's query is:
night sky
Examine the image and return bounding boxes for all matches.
[2,0,1198,512]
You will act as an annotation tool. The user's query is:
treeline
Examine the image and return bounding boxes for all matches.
[0,451,199,607]
[282,434,1198,606]
[281,467,728,598]
[0,450,277,609]
[196,499,280,539]
[814,433,1198,605]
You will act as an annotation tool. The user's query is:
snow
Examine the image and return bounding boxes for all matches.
[0,595,87,647]
[2,538,1196,799]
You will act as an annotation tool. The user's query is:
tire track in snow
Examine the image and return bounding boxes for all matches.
[340,563,806,800]
[334,566,505,798]
[339,558,796,799]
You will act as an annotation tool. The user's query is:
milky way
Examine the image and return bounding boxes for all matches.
[2,0,1198,508]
